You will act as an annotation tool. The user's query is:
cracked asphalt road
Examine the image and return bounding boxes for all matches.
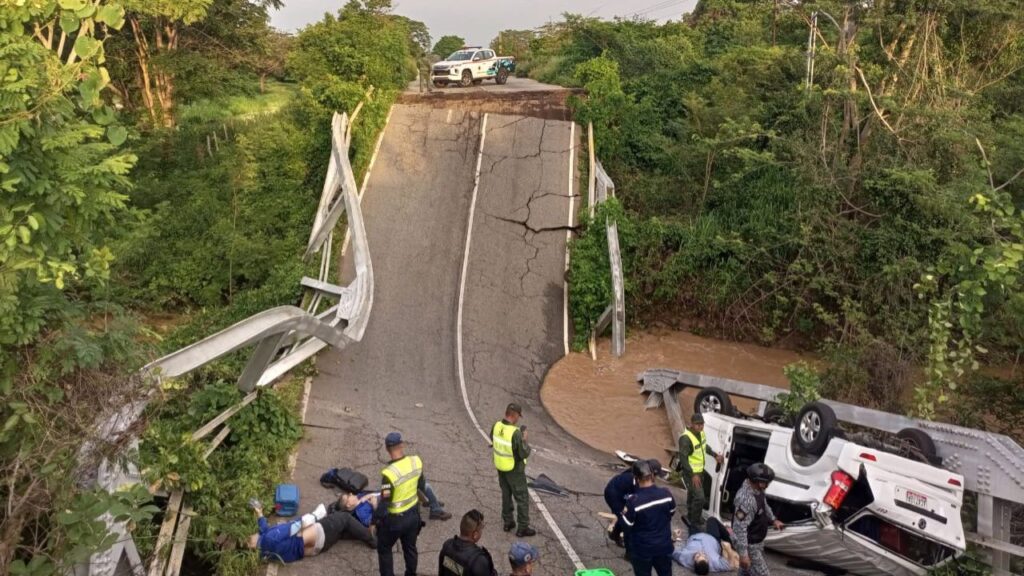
[280,101,818,576]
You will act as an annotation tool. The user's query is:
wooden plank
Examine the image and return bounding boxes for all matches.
[191,391,257,441]
[203,425,231,460]
[164,503,193,576]
[147,490,183,576]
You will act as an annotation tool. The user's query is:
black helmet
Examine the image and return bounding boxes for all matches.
[747,463,775,484]
[632,459,655,479]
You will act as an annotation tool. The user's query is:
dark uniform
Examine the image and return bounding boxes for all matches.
[622,484,676,576]
[732,480,774,576]
[438,535,497,576]
[375,452,425,576]
[492,417,531,533]
[603,468,636,542]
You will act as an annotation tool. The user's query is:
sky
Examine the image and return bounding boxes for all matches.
[270,0,700,47]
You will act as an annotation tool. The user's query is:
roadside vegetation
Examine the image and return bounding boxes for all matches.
[0,0,424,574]
[517,2,1024,430]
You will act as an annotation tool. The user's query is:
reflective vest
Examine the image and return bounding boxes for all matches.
[492,421,518,472]
[382,455,422,514]
[682,429,707,474]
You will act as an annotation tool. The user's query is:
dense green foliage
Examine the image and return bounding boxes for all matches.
[545,1,1024,417]
[432,34,465,58]
[1,0,420,572]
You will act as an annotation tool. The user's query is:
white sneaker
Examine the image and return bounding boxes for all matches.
[313,503,327,520]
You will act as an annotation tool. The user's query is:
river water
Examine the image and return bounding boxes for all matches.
[541,329,815,463]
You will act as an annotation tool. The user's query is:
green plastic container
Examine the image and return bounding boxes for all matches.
[575,570,614,576]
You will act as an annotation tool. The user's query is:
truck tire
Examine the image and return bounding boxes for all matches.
[694,387,734,417]
[897,428,939,465]
[432,80,446,88]
[793,401,837,457]
[460,70,473,88]
[496,68,509,85]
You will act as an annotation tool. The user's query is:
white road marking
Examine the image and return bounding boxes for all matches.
[457,112,491,444]
[563,122,576,356]
[455,113,586,572]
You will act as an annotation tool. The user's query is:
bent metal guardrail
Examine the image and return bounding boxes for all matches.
[81,111,375,576]
[586,122,625,358]
[639,368,1024,576]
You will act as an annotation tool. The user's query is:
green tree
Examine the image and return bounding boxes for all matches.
[432,34,465,58]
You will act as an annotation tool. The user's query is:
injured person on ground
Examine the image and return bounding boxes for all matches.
[246,494,378,563]
[672,517,740,574]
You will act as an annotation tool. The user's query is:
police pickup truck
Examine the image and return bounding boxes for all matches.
[431,47,513,88]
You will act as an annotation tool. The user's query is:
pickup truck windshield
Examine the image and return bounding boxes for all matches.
[447,51,474,61]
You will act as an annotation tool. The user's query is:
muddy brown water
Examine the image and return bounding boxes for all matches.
[541,329,815,463]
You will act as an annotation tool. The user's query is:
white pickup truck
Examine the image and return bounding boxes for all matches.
[431,47,511,88]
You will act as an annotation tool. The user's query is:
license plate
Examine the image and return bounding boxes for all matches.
[896,486,928,509]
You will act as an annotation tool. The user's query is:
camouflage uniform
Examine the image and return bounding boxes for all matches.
[732,480,774,576]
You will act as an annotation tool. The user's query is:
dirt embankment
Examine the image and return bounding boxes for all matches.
[541,328,815,462]
[398,89,581,121]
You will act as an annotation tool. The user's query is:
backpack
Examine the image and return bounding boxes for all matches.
[320,467,369,493]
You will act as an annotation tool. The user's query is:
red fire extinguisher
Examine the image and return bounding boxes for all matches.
[823,470,854,509]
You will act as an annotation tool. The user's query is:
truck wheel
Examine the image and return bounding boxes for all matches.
[694,387,734,417]
[794,401,837,456]
[432,80,446,88]
[460,70,473,87]
[496,69,509,85]
[897,428,938,465]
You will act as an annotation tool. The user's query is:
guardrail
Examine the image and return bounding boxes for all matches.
[639,368,1024,575]
[586,122,625,358]
[82,107,377,576]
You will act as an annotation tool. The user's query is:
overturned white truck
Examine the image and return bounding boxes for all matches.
[639,368,1024,576]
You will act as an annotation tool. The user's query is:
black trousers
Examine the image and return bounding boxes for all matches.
[705,516,732,545]
[318,511,374,552]
[629,554,673,576]
[377,508,421,576]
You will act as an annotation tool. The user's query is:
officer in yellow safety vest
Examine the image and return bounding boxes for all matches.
[677,413,723,529]
[492,403,535,537]
[374,432,426,576]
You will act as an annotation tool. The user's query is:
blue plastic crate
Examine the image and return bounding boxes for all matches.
[274,484,300,517]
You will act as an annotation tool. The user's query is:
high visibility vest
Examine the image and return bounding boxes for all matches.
[492,421,518,472]
[382,455,422,514]
[683,429,707,474]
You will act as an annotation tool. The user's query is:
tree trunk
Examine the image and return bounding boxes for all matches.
[129,17,158,125]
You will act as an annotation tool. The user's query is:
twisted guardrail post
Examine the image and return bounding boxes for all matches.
[82,105,379,576]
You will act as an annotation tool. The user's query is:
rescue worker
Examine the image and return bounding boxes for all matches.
[677,413,723,528]
[492,403,535,537]
[603,458,658,546]
[621,459,676,576]
[732,463,784,576]
[507,541,539,576]
[438,509,497,576]
[374,432,426,576]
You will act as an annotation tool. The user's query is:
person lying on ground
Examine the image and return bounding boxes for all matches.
[246,498,376,563]
[325,490,380,548]
[672,516,739,574]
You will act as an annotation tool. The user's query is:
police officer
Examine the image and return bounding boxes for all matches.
[492,403,535,537]
[677,413,723,528]
[506,542,539,576]
[438,509,497,576]
[374,432,425,576]
[732,463,784,576]
[621,459,676,576]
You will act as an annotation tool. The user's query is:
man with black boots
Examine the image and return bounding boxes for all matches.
[374,432,426,576]
[678,413,723,529]
[438,509,497,576]
[733,463,785,576]
[492,403,535,537]
[622,459,676,576]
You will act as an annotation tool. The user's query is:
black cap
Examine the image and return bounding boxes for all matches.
[506,402,522,415]
[691,413,705,425]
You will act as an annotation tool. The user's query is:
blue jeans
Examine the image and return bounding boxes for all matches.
[424,481,444,514]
